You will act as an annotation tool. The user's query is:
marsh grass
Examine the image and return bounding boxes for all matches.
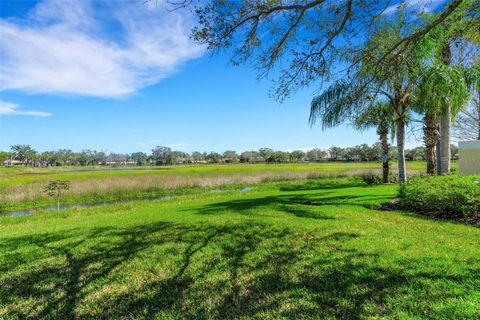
[0,163,428,213]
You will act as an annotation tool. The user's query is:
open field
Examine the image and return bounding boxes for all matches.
[0,161,453,213]
[1,178,478,319]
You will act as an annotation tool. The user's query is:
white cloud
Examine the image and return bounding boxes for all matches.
[384,0,444,14]
[0,100,52,117]
[0,0,203,98]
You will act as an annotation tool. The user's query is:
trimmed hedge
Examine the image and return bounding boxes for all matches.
[399,174,480,222]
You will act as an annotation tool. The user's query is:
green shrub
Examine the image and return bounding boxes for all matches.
[359,173,383,185]
[358,172,398,185]
[399,175,480,221]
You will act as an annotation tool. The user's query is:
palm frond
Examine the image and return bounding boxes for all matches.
[309,79,369,130]
[354,102,391,131]
[415,63,473,117]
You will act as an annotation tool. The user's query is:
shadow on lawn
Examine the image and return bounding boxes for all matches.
[196,192,393,219]
[278,180,366,192]
[1,218,478,319]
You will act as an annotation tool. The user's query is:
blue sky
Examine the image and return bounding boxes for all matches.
[0,0,427,153]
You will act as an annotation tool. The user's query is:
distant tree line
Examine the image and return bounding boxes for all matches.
[0,143,459,167]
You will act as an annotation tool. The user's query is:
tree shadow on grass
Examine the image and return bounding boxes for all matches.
[196,192,393,219]
[195,194,336,220]
[0,223,174,319]
[1,219,478,319]
[278,180,365,192]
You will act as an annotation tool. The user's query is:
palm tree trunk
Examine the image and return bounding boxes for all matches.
[477,102,480,140]
[436,134,442,174]
[396,119,407,183]
[378,126,389,183]
[439,43,452,174]
[423,113,439,175]
[440,107,451,174]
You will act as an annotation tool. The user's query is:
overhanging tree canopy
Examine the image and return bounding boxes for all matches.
[183,0,477,100]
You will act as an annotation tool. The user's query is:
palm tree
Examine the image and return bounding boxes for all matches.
[427,4,480,173]
[415,63,477,174]
[309,64,416,183]
[310,10,438,183]
[389,81,412,183]
[354,102,395,183]
[423,112,440,175]
[439,44,453,174]
[411,73,440,175]
[309,76,411,182]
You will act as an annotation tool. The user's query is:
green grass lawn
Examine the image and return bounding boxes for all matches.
[1,178,478,319]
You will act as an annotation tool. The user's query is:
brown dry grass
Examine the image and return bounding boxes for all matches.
[1,170,349,202]
[0,167,421,204]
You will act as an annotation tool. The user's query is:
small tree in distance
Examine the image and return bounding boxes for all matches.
[44,180,70,211]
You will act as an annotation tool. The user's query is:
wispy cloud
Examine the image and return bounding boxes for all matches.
[0,0,203,98]
[0,100,52,117]
[384,0,444,14]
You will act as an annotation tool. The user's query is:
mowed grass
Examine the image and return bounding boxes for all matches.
[1,178,478,319]
[0,161,446,213]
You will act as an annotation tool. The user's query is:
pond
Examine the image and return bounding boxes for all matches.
[0,196,174,218]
